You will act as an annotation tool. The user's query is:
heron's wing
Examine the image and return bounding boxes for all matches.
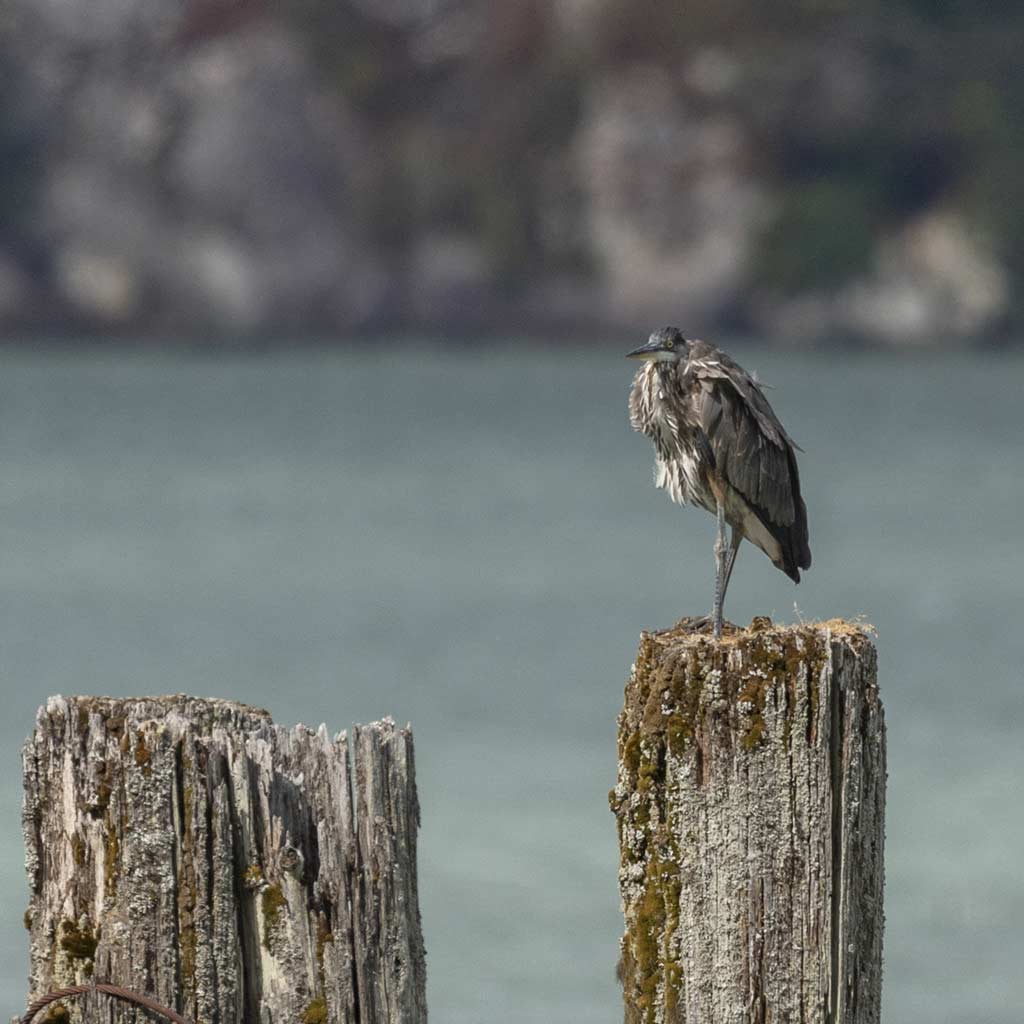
[688,361,798,527]
[690,351,798,447]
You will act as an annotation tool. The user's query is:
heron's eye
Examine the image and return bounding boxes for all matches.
[665,338,674,349]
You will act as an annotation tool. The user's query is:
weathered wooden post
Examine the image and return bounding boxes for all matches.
[19,694,427,1023]
[611,619,885,1024]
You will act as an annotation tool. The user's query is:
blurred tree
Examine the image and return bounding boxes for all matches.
[0,55,40,239]
[755,181,878,291]
[5,0,1024,337]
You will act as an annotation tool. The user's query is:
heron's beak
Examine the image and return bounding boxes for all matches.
[626,340,667,360]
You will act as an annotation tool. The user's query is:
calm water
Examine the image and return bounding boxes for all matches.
[0,343,1021,1022]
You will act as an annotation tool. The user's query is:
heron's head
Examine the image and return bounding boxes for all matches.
[626,326,688,362]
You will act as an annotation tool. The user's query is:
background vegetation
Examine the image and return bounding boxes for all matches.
[1,0,1022,342]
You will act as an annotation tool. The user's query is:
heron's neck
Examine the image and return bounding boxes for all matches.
[652,359,680,389]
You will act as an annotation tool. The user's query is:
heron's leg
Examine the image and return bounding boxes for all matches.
[720,527,743,608]
[712,501,727,638]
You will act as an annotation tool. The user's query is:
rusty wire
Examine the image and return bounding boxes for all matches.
[20,981,195,1024]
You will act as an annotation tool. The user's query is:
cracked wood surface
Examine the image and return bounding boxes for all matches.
[612,620,885,1024]
[18,695,426,1024]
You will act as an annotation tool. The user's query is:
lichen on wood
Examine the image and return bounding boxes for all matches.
[612,619,885,1024]
[19,695,427,1023]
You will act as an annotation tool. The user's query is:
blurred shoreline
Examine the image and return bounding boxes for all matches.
[0,329,1020,355]
[3,1,1022,347]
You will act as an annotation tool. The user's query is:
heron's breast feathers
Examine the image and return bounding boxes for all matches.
[631,363,714,510]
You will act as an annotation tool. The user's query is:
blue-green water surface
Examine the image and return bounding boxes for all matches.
[0,343,1020,1022]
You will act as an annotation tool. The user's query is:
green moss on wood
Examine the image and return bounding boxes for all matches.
[244,863,265,889]
[664,715,690,757]
[101,760,126,899]
[636,744,664,794]
[90,777,112,816]
[621,731,642,780]
[39,1006,71,1024]
[104,827,119,885]
[134,734,152,775]
[102,793,124,900]
[737,675,770,751]
[261,884,288,949]
[741,715,766,750]
[316,917,334,968]
[624,846,683,1024]
[178,759,198,990]
[263,883,286,921]
[59,918,98,962]
[71,698,126,737]
[301,997,328,1023]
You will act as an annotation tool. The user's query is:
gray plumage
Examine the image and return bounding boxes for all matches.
[627,327,810,633]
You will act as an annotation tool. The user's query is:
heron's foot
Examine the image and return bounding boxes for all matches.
[674,615,738,637]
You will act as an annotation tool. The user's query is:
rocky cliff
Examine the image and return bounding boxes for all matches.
[1,0,1019,344]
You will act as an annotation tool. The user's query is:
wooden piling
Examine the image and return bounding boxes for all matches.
[19,695,427,1023]
[611,619,885,1024]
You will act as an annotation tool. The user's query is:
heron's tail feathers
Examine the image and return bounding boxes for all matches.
[777,491,811,583]
[771,448,811,583]
[774,524,806,581]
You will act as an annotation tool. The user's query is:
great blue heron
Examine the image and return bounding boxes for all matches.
[628,327,811,637]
